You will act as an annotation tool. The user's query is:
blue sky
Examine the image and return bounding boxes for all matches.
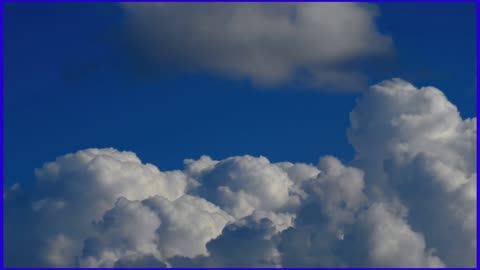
[4,2,476,186]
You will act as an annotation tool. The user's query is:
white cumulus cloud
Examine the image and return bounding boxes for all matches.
[4,78,475,267]
[79,195,233,267]
[348,78,476,267]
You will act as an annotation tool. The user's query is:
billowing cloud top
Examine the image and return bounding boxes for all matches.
[4,79,476,267]
[121,3,392,89]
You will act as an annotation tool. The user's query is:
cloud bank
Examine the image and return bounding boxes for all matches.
[121,3,392,89]
[4,79,475,267]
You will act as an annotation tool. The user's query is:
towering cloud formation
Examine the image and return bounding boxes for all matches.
[348,79,477,267]
[121,3,392,89]
[4,79,475,267]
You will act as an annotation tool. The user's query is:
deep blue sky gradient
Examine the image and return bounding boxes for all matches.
[4,2,476,186]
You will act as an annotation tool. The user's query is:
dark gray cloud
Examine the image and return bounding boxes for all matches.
[120,3,393,90]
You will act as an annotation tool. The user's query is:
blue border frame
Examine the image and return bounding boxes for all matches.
[0,1,477,269]
[1,1,4,269]
[476,1,479,269]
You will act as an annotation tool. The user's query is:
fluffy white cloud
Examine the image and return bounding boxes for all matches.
[79,198,162,267]
[79,195,233,267]
[194,155,299,219]
[348,78,476,267]
[361,203,444,268]
[276,161,320,183]
[4,79,475,267]
[6,148,190,266]
[142,195,233,259]
[310,156,366,231]
[278,157,368,267]
[34,148,189,204]
[279,157,445,268]
[121,3,392,89]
